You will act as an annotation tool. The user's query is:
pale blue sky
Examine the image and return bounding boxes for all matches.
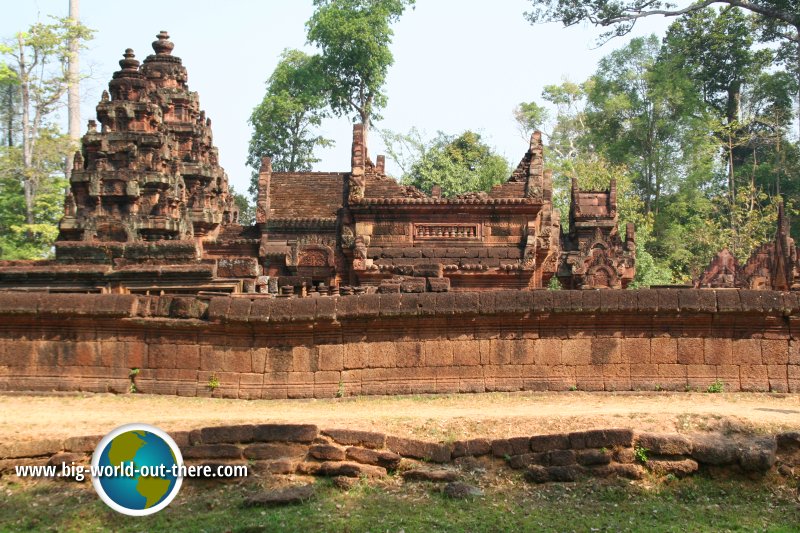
[3,0,671,195]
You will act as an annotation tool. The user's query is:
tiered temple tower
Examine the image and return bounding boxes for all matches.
[58,31,237,247]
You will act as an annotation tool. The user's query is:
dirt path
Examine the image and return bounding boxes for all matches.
[2,392,798,444]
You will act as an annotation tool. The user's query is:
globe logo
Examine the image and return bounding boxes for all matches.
[91,423,183,516]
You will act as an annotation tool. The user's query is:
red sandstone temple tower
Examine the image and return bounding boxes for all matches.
[59,32,237,245]
[558,178,636,289]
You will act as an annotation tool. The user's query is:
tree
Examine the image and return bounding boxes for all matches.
[585,36,689,216]
[0,127,68,258]
[65,0,81,180]
[525,0,799,41]
[524,0,800,135]
[513,101,549,141]
[247,49,332,195]
[306,0,414,134]
[383,129,510,197]
[0,69,19,147]
[1,17,93,226]
[231,189,254,226]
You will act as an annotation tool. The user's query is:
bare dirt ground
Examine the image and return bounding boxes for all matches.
[1,391,798,445]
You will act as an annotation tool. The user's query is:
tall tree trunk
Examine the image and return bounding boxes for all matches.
[4,83,13,147]
[65,0,81,180]
[728,131,735,238]
[18,34,35,226]
[796,31,800,140]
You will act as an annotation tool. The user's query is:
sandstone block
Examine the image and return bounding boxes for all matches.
[529,433,569,453]
[691,435,738,465]
[451,438,491,458]
[345,447,401,470]
[738,438,777,472]
[508,452,549,469]
[309,444,345,461]
[548,449,577,466]
[63,435,102,453]
[253,424,318,443]
[200,424,254,445]
[386,436,451,463]
[635,433,692,456]
[491,437,530,458]
[523,465,550,483]
[761,340,787,365]
[576,449,612,466]
[0,439,62,459]
[646,458,698,478]
[323,429,386,449]
[182,444,242,460]
[573,429,635,449]
[546,465,583,482]
[676,338,704,365]
[589,463,645,480]
[317,461,386,478]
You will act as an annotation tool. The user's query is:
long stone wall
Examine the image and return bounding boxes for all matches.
[0,290,798,397]
[3,424,798,485]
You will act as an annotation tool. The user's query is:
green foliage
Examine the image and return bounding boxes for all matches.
[208,374,220,391]
[524,1,800,44]
[306,0,414,129]
[0,17,93,259]
[383,129,510,197]
[706,379,725,393]
[522,13,799,285]
[513,101,549,140]
[0,128,68,259]
[231,188,254,226]
[634,445,649,463]
[546,276,562,290]
[247,49,333,194]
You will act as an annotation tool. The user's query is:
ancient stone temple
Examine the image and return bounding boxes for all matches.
[0,32,634,295]
[257,128,566,292]
[696,203,800,291]
[558,179,636,289]
[0,33,244,294]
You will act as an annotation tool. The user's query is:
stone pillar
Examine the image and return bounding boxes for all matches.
[542,169,553,202]
[349,124,366,204]
[525,130,544,198]
[256,156,271,226]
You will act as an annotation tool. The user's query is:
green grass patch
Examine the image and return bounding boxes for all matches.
[1,475,798,532]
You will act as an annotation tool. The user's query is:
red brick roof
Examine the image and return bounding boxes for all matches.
[269,172,346,219]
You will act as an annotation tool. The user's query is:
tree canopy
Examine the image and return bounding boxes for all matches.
[519,6,797,284]
[382,129,510,197]
[525,0,799,41]
[0,17,93,259]
[247,49,332,195]
[306,0,414,133]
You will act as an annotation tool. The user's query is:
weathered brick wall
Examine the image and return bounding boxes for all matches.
[0,290,798,397]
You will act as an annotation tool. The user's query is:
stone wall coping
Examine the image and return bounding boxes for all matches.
[0,289,797,324]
